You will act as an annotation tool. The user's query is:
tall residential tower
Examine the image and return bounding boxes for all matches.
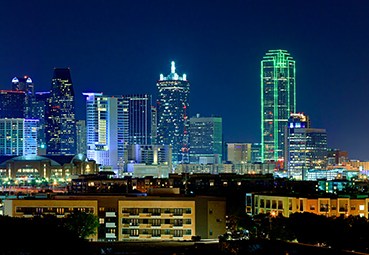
[261,49,296,163]
[157,61,190,165]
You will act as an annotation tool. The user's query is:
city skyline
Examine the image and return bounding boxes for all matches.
[1,1,369,160]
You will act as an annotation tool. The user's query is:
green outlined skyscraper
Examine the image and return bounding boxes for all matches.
[261,49,296,163]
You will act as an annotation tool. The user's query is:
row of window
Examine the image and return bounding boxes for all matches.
[121,208,192,215]
[122,229,191,237]
[121,218,191,226]
[15,207,94,215]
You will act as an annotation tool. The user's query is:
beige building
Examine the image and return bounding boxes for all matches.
[252,193,369,218]
[227,143,252,163]
[4,194,226,241]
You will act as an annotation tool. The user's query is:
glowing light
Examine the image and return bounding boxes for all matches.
[171,61,176,74]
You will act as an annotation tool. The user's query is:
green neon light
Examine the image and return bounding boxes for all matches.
[260,60,264,162]
[261,49,296,163]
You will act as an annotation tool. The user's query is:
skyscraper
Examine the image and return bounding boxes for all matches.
[0,118,38,156]
[11,76,34,118]
[83,93,153,174]
[157,61,190,165]
[46,68,77,155]
[261,49,296,163]
[127,94,152,145]
[285,113,328,180]
[76,120,87,155]
[189,115,222,164]
[84,93,119,171]
[0,90,25,118]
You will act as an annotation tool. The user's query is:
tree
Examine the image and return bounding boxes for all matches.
[63,211,99,239]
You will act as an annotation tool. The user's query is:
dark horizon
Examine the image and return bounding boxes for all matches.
[1,0,369,160]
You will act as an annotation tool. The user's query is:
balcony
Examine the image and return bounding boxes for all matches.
[161,213,173,217]
[161,224,173,229]
[139,213,152,217]
[139,224,152,228]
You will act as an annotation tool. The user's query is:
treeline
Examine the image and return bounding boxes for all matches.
[0,212,98,255]
[234,212,369,253]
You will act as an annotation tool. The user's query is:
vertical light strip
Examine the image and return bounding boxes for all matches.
[260,60,264,162]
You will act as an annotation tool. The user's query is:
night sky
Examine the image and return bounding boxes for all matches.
[1,0,369,160]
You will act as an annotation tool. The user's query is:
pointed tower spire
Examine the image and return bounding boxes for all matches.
[171,61,176,74]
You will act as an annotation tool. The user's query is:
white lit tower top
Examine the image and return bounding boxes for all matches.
[157,61,190,165]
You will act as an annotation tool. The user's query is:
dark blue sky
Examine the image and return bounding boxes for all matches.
[1,0,369,160]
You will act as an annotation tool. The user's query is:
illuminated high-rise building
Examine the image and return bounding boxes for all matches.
[157,61,190,165]
[46,68,76,155]
[285,113,327,180]
[11,75,34,118]
[76,120,87,155]
[84,93,120,171]
[84,93,153,174]
[33,91,50,155]
[0,90,25,118]
[127,94,152,145]
[261,49,296,163]
[0,118,38,156]
[189,115,222,164]
[227,143,252,164]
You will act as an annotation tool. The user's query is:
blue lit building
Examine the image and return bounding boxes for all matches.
[157,61,190,165]
[46,68,77,155]
[189,115,222,164]
[84,93,153,174]
[0,90,25,118]
[285,113,328,180]
[0,118,38,156]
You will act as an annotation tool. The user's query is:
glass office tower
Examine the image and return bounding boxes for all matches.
[261,49,296,163]
[157,61,190,165]
[46,68,77,155]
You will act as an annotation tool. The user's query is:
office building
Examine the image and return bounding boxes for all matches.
[46,68,77,155]
[0,90,25,118]
[157,61,190,165]
[151,106,157,145]
[127,94,152,145]
[84,93,154,174]
[76,120,87,155]
[189,115,222,164]
[11,76,35,118]
[285,113,328,180]
[84,93,120,172]
[0,118,38,156]
[261,49,296,163]
[227,143,252,164]
[33,91,50,155]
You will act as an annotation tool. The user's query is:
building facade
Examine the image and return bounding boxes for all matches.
[157,61,190,165]
[261,49,296,163]
[0,118,38,156]
[285,113,328,180]
[251,193,369,218]
[227,143,252,164]
[189,115,222,164]
[46,68,77,155]
[4,195,226,242]
[84,93,120,171]
[0,90,25,118]
[76,120,87,155]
